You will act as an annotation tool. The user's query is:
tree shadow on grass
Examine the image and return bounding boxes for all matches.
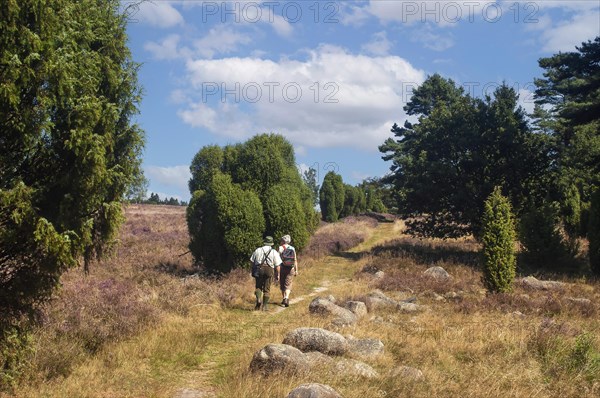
[369,237,482,268]
[332,251,369,261]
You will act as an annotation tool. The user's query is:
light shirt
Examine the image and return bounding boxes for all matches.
[250,245,282,268]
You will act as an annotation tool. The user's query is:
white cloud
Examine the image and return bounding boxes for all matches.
[411,28,455,51]
[145,165,191,193]
[144,34,187,60]
[366,0,496,26]
[179,45,426,150]
[517,88,535,115]
[362,31,393,56]
[193,26,252,58]
[134,1,184,28]
[340,3,372,26]
[540,12,600,53]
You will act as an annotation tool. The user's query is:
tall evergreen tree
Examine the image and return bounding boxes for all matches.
[380,74,550,238]
[319,179,338,222]
[1,0,144,328]
[535,37,600,202]
[481,187,516,293]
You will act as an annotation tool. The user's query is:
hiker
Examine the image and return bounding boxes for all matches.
[278,234,298,307]
[250,236,282,311]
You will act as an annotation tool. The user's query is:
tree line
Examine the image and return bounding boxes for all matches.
[380,36,600,275]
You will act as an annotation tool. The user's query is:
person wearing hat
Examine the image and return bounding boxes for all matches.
[278,234,298,307]
[250,236,282,311]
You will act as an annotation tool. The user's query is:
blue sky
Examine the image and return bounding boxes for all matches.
[123,0,600,201]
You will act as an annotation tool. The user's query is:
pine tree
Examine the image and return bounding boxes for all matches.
[482,187,516,293]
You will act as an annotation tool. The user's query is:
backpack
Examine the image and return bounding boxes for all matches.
[280,244,295,266]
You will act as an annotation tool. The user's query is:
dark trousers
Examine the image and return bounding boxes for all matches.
[255,264,274,300]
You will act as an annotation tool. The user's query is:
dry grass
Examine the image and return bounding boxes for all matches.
[4,206,600,398]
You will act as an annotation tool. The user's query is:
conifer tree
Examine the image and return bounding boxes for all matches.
[482,188,517,293]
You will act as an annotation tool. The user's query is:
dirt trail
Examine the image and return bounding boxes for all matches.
[172,221,403,395]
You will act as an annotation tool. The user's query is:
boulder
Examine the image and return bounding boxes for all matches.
[283,328,348,356]
[397,302,422,313]
[347,338,384,359]
[287,383,342,398]
[309,297,357,326]
[363,290,398,311]
[389,365,424,381]
[423,266,452,281]
[305,351,335,367]
[567,297,591,305]
[519,276,565,291]
[344,301,368,318]
[335,358,379,379]
[249,344,309,375]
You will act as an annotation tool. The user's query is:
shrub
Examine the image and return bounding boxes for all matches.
[481,187,516,293]
[188,173,265,273]
[319,179,338,222]
[519,200,575,270]
[589,189,600,275]
[264,184,310,250]
[187,134,314,271]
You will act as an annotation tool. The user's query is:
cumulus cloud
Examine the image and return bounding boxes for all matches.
[145,165,191,193]
[193,25,253,58]
[178,45,426,150]
[144,34,187,60]
[540,12,600,53]
[362,31,393,56]
[134,1,184,28]
[411,28,455,51]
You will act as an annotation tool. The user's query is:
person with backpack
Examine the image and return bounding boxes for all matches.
[250,236,282,311]
[278,234,298,307]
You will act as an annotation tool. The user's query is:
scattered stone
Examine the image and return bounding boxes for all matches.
[389,365,424,381]
[345,301,368,318]
[335,358,379,379]
[249,344,309,375]
[305,351,335,367]
[362,290,398,311]
[397,302,422,313]
[347,338,384,359]
[511,311,526,319]
[400,296,418,304]
[432,293,446,302]
[287,383,342,398]
[283,328,349,356]
[567,297,592,305]
[444,292,461,300]
[423,266,452,281]
[374,270,385,279]
[361,263,381,274]
[309,297,357,326]
[519,276,566,291]
[173,389,216,398]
